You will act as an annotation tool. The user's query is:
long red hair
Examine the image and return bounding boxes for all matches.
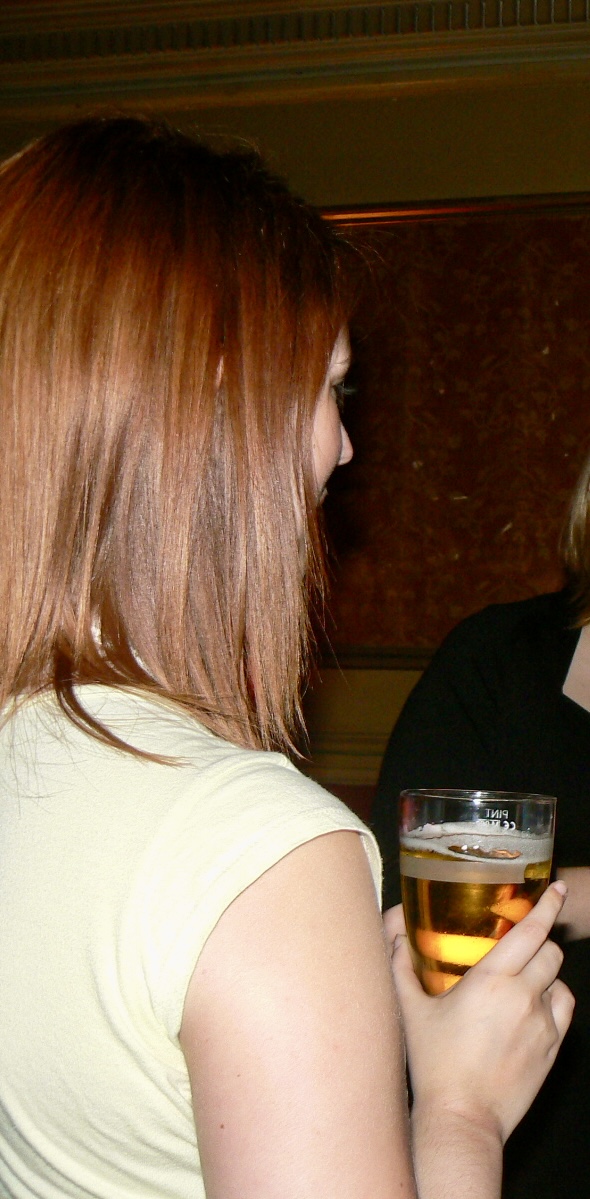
[0,117,348,753]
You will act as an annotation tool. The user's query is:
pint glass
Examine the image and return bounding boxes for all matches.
[399,789,556,995]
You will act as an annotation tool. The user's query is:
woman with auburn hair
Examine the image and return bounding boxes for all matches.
[0,117,573,1199]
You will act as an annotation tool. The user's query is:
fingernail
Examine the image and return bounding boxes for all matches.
[553,880,568,896]
[392,934,404,952]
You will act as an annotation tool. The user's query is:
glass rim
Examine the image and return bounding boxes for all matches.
[400,788,556,806]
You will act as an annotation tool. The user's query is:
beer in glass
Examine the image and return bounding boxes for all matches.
[399,789,556,995]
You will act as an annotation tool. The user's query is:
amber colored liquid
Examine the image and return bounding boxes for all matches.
[401,849,551,995]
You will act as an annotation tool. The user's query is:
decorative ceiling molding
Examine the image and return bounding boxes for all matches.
[1,1,590,115]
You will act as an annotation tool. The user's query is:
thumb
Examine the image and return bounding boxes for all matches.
[390,933,427,1010]
[383,903,406,945]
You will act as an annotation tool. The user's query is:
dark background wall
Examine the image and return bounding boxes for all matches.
[4,81,590,204]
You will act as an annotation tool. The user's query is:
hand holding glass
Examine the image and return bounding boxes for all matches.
[399,789,556,995]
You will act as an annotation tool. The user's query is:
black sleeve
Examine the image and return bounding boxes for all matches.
[371,611,505,909]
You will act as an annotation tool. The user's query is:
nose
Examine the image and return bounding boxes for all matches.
[339,423,353,467]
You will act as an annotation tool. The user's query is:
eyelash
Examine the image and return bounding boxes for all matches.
[333,381,356,414]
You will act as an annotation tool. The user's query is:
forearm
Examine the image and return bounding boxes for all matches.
[411,1102,503,1199]
[555,867,590,939]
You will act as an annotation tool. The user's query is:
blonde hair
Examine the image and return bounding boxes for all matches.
[562,452,590,626]
[0,117,348,753]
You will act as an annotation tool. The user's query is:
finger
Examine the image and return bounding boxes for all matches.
[476,882,567,977]
[545,978,576,1044]
[518,937,564,993]
[382,904,406,945]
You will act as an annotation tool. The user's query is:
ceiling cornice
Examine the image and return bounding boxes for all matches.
[1,1,589,116]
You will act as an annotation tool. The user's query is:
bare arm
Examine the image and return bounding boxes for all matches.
[180,830,416,1199]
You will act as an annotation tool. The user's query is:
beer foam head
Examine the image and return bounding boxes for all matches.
[401,821,553,864]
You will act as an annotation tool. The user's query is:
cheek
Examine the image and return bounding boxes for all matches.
[325,414,344,474]
[312,403,341,487]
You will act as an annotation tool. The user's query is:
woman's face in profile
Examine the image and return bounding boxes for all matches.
[312,328,353,503]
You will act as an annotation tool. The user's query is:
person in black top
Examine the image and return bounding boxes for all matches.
[372,456,590,1199]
